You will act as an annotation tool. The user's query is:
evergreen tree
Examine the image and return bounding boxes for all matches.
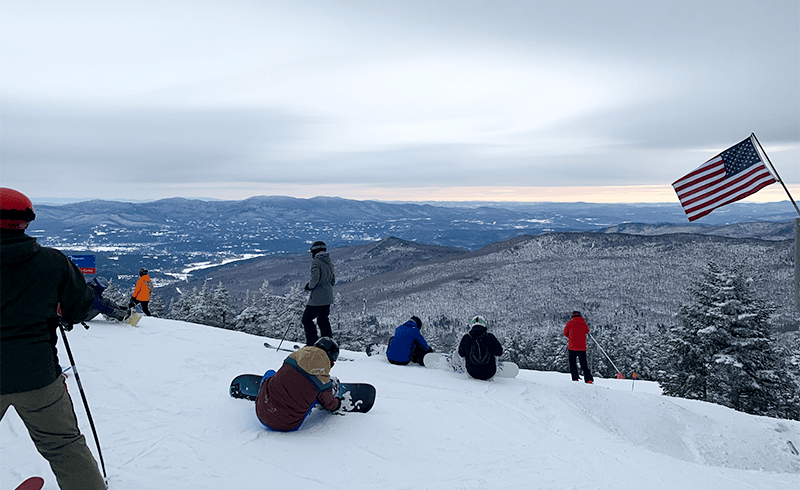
[267,283,307,343]
[168,286,197,321]
[148,294,166,317]
[233,280,277,335]
[208,282,234,328]
[662,261,799,420]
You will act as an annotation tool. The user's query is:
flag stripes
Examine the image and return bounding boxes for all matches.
[672,136,777,221]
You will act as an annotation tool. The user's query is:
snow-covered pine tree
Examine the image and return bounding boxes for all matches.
[186,280,212,325]
[208,282,234,328]
[233,280,277,335]
[168,286,197,321]
[661,261,799,420]
[268,283,307,343]
[148,294,165,317]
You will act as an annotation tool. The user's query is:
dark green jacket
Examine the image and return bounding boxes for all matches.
[1,232,94,394]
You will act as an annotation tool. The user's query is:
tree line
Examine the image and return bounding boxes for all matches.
[100,261,799,421]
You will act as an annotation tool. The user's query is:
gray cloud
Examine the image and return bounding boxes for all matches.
[1,0,797,200]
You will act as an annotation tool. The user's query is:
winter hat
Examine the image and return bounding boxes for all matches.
[139,268,149,276]
[410,316,422,330]
[314,337,339,363]
[310,241,327,253]
[0,188,36,230]
[571,311,582,318]
[470,316,487,328]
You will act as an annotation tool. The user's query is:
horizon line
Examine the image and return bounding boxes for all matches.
[30,184,798,206]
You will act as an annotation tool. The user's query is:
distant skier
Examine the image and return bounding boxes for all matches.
[127,268,153,316]
[256,337,342,431]
[563,311,594,384]
[386,316,433,366]
[456,316,504,380]
[0,188,107,490]
[301,241,335,345]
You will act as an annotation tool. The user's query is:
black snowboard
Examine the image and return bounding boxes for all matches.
[229,374,375,413]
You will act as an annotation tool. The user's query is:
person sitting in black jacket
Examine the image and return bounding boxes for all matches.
[457,316,504,380]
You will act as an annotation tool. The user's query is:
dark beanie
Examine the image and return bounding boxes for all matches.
[310,241,327,253]
[410,316,422,329]
[571,311,582,318]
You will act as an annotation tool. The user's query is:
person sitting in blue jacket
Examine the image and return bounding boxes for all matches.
[386,316,432,366]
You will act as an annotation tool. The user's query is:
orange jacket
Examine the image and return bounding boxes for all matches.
[133,274,152,301]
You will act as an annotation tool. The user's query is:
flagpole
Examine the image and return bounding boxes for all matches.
[751,133,800,217]
[752,133,800,311]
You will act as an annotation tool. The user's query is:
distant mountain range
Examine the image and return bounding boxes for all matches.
[27,196,797,293]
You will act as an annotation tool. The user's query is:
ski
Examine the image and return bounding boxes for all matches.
[263,341,300,354]
[263,342,354,361]
[15,477,45,490]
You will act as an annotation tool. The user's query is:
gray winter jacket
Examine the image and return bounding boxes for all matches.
[307,252,335,306]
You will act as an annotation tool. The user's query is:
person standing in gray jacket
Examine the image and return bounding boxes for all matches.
[301,240,335,345]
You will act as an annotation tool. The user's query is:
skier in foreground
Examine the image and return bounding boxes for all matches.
[563,311,594,384]
[256,337,342,431]
[301,241,335,345]
[386,316,433,366]
[456,316,504,380]
[0,188,107,490]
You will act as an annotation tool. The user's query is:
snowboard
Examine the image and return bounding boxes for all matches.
[229,374,375,413]
[263,342,354,361]
[125,311,143,327]
[423,352,519,378]
[15,477,44,490]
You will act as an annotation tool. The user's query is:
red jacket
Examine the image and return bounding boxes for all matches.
[563,317,589,351]
[255,346,340,431]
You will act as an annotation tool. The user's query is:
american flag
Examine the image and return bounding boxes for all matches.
[672,135,777,221]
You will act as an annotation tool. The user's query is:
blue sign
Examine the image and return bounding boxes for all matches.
[68,254,96,274]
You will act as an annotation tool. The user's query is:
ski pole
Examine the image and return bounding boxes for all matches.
[58,322,108,481]
[276,320,294,352]
[588,332,623,379]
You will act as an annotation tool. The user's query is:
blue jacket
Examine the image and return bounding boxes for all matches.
[386,320,431,364]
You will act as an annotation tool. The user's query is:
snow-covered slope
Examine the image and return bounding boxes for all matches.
[2,317,798,489]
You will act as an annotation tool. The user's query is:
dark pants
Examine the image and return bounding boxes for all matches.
[386,339,431,366]
[128,298,152,316]
[302,304,332,345]
[568,350,593,382]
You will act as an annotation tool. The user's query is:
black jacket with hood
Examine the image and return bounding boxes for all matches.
[1,232,94,394]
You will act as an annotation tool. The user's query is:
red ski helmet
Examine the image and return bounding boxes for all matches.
[0,188,36,230]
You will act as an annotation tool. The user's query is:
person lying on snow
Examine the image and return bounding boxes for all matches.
[255,337,342,431]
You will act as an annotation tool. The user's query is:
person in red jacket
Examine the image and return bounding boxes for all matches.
[127,268,153,316]
[255,337,342,431]
[563,311,594,384]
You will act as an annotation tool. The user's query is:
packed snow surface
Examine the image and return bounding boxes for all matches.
[2,317,799,489]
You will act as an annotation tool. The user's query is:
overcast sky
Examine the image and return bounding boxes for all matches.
[1,0,798,203]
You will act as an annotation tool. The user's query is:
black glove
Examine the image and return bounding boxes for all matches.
[59,319,74,332]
